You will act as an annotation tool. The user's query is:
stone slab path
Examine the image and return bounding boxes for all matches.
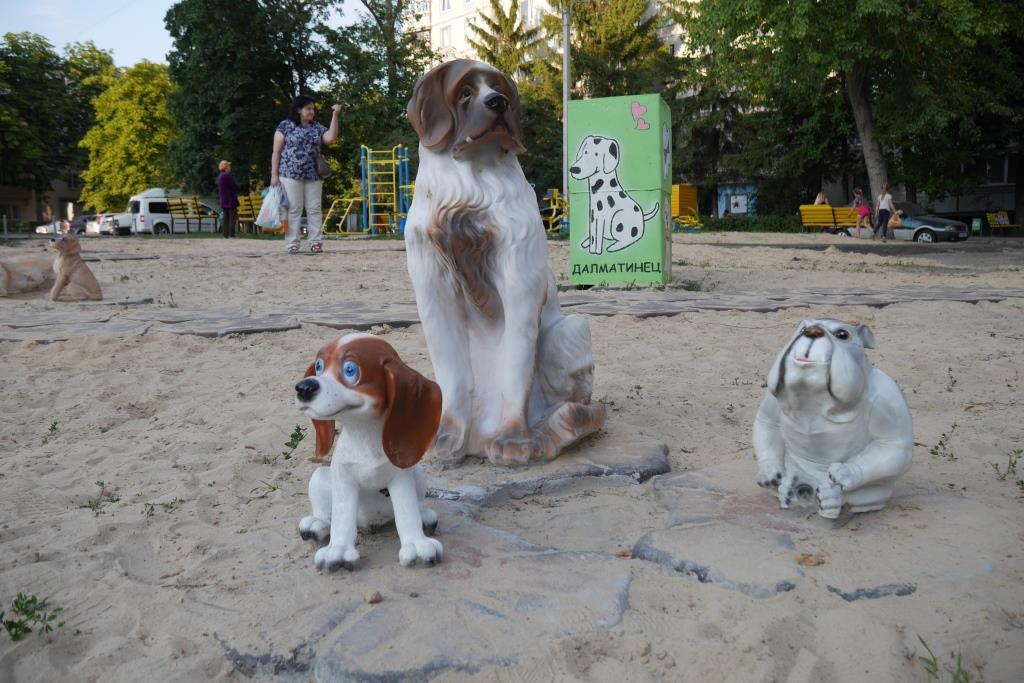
[208,449,1020,680]
[2,286,1023,342]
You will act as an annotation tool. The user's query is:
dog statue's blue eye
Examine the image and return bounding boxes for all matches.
[314,358,324,375]
[342,360,359,383]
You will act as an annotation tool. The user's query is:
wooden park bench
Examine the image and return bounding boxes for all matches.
[985,211,1020,234]
[237,193,264,234]
[799,205,864,234]
[166,195,210,233]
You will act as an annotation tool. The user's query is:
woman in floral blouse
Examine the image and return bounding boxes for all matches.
[271,95,340,254]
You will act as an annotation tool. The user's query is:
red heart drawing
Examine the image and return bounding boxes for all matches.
[630,101,647,120]
[636,118,651,131]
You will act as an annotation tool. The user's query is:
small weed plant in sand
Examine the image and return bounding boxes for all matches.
[915,635,979,683]
[250,480,279,498]
[946,368,957,392]
[42,420,58,444]
[81,480,120,515]
[142,497,184,520]
[1,593,64,641]
[929,423,958,461]
[991,448,1024,494]
[280,425,307,461]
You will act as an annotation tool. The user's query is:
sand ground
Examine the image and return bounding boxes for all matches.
[1,232,1022,681]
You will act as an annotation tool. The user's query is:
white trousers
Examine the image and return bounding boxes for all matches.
[280,177,323,248]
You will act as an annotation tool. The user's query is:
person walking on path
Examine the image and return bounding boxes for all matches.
[217,160,239,238]
[851,187,871,237]
[874,183,896,242]
[270,95,340,254]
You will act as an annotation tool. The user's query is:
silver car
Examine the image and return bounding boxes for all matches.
[838,202,969,242]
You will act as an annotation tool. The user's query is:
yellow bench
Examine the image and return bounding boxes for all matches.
[985,211,1020,233]
[166,196,209,233]
[237,194,263,233]
[799,205,862,232]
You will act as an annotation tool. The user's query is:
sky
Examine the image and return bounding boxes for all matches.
[2,0,358,67]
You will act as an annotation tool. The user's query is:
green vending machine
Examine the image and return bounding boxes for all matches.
[568,94,672,285]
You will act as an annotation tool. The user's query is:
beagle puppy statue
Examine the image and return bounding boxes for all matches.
[753,320,913,519]
[295,334,443,571]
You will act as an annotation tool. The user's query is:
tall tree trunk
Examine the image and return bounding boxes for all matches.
[845,65,888,206]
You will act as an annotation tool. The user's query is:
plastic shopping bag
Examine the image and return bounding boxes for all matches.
[256,185,289,230]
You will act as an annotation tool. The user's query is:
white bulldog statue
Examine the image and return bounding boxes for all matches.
[753,319,913,519]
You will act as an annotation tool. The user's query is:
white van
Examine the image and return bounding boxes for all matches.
[126,188,220,235]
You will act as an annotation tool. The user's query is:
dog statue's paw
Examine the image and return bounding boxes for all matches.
[777,473,797,508]
[827,462,861,491]
[428,417,468,468]
[816,482,844,520]
[298,516,330,543]
[484,428,536,467]
[314,544,360,572]
[421,507,439,536]
[756,461,784,489]
[399,536,443,568]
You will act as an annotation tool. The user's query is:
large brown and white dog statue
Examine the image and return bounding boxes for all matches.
[405,59,606,467]
[50,234,103,301]
[295,334,444,571]
[753,320,913,519]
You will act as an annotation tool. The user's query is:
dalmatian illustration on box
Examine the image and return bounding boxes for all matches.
[753,319,913,520]
[570,135,660,255]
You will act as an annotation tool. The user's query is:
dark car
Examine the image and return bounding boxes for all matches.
[891,202,969,243]
[66,214,95,235]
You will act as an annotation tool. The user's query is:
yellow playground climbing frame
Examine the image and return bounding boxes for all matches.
[322,145,414,236]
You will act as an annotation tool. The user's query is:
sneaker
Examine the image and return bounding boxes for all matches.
[287,244,300,254]
[310,243,323,254]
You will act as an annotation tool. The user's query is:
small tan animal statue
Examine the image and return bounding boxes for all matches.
[50,234,102,301]
[295,334,444,572]
[753,319,913,519]
[0,251,55,296]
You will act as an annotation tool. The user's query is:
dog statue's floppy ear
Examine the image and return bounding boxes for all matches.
[827,342,869,407]
[766,322,806,397]
[855,324,875,349]
[407,62,455,150]
[407,60,477,151]
[381,359,442,468]
[499,71,526,153]
[304,362,337,460]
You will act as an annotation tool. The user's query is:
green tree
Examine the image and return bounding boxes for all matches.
[320,1,436,196]
[679,0,1017,206]
[467,0,540,77]
[164,0,336,194]
[62,42,116,175]
[0,33,67,193]
[541,0,673,99]
[78,62,177,210]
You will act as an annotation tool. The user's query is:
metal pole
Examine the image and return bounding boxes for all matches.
[562,5,571,201]
[2,214,7,241]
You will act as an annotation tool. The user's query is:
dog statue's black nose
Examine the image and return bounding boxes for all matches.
[295,378,320,402]
[802,325,825,338]
[569,166,580,174]
[484,92,508,113]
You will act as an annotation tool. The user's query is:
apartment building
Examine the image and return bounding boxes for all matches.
[410,0,555,61]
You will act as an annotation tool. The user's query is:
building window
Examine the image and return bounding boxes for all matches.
[440,25,451,47]
[441,0,451,11]
[965,154,1017,186]
[519,0,532,26]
